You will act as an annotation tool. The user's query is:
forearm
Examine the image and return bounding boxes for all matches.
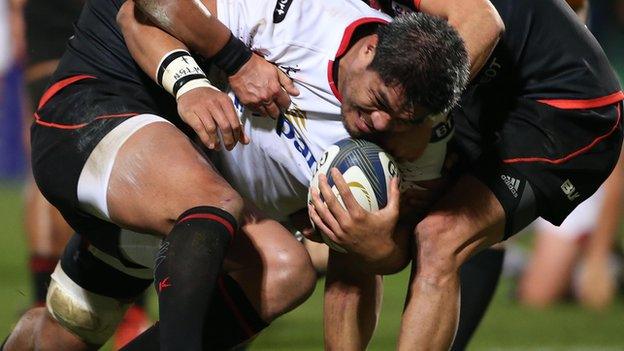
[132,0,232,57]
[398,175,505,350]
[420,0,504,79]
[324,251,382,351]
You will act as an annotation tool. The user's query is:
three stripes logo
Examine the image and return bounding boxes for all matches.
[501,174,520,198]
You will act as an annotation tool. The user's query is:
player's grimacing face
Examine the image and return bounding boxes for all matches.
[340,68,425,138]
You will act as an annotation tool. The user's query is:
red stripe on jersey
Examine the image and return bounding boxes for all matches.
[537,91,624,110]
[503,103,622,165]
[37,74,96,109]
[327,17,389,103]
[34,112,139,130]
[177,213,235,237]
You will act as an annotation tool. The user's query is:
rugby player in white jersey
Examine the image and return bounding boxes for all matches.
[2,0,471,350]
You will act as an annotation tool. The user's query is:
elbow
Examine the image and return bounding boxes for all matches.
[116,1,134,32]
[449,0,505,39]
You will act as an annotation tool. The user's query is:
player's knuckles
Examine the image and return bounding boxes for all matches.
[188,119,206,133]
[218,122,233,134]
[231,122,242,134]
[323,193,337,207]
[340,219,356,232]
[201,120,217,132]
[268,81,281,95]
[349,209,366,222]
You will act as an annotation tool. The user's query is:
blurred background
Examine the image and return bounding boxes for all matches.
[1,0,623,350]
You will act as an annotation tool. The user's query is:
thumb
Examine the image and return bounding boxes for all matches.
[384,177,401,212]
[277,69,300,96]
[241,130,251,145]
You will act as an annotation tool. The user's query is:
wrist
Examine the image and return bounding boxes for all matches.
[211,33,253,76]
[156,50,218,100]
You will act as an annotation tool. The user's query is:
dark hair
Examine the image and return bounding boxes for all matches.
[370,13,469,120]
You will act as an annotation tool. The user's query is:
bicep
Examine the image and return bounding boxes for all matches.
[118,1,191,82]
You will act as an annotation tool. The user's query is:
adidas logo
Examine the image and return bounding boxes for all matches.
[501,174,520,198]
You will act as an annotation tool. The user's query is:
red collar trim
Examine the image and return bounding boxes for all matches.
[413,0,422,11]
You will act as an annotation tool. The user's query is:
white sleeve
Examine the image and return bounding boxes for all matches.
[399,112,453,192]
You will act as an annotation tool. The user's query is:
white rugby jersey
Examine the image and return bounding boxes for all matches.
[212,0,450,220]
[212,0,389,219]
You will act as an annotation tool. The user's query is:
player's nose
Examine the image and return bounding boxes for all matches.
[370,111,392,131]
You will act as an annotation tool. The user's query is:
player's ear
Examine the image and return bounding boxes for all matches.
[362,35,379,62]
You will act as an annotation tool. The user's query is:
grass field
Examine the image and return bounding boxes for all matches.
[1,184,624,350]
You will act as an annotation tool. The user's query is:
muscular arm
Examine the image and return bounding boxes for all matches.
[118,1,249,150]
[131,0,299,117]
[118,1,191,80]
[419,0,504,79]
[398,175,505,350]
[132,0,230,57]
[324,251,383,351]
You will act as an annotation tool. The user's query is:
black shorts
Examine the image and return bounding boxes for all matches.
[30,75,178,246]
[452,97,623,239]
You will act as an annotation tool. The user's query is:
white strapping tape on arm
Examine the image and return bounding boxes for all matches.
[156,49,219,100]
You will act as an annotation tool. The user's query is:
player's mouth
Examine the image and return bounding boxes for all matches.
[355,113,372,133]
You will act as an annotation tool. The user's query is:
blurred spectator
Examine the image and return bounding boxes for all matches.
[0,1,27,179]
[0,1,13,77]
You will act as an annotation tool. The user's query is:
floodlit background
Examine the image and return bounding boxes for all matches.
[1,0,623,350]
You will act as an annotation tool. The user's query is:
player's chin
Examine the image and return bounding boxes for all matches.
[346,126,363,138]
[342,117,363,138]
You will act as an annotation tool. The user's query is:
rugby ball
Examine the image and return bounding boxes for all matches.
[308,138,400,252]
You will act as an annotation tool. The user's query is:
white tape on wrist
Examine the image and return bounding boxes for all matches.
[156,49,218,99]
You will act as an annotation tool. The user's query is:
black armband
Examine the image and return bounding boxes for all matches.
[211,33,253,76]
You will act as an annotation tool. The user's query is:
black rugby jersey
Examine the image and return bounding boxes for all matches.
[364,0,622,104]
[48,0,179,125]
[25,0,84,64]
[52,0,145,84]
